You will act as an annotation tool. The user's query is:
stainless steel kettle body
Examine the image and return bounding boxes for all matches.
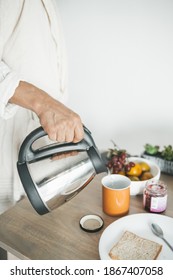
[17,126,107,215]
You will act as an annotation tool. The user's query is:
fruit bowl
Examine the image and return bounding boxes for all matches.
[129,157,161,196]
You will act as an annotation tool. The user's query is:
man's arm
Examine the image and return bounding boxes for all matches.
[10,81,84,143]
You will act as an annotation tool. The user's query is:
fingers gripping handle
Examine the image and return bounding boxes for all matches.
[18,126,92,163]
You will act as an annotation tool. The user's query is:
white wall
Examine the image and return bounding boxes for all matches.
[57,0,173,155]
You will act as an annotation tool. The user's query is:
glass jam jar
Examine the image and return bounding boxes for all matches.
[143,180,167,213]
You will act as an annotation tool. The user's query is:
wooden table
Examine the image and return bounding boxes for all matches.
[0,173,173,260]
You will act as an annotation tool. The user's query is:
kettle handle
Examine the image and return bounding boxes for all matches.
[18,126,95,163]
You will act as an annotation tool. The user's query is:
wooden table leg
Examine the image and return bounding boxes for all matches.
[0,247,7,260]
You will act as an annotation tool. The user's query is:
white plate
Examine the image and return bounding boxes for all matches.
[99,213,173,260]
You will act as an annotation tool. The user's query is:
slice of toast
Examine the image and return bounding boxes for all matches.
[109,230,162,260]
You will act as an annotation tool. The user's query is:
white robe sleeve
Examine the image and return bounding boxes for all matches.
[0,0,22,119]
[0,61,20,119]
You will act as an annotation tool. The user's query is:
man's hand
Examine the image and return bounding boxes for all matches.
[10,81,84,143]
[37,95,84,143]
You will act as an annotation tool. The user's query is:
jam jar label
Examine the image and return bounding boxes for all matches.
[150,195,167,212]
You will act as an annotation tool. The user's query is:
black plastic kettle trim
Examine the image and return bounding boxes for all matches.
[17,162,49,215]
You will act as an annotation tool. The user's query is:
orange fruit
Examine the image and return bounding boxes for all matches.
[139,162,150,172]
[126,163,142,177]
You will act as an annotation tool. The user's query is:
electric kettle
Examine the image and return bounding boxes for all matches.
[17,126,107,215]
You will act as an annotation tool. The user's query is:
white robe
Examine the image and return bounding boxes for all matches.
[0,0,68,213]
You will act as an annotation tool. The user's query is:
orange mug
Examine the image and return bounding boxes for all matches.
[102,174,131,216]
